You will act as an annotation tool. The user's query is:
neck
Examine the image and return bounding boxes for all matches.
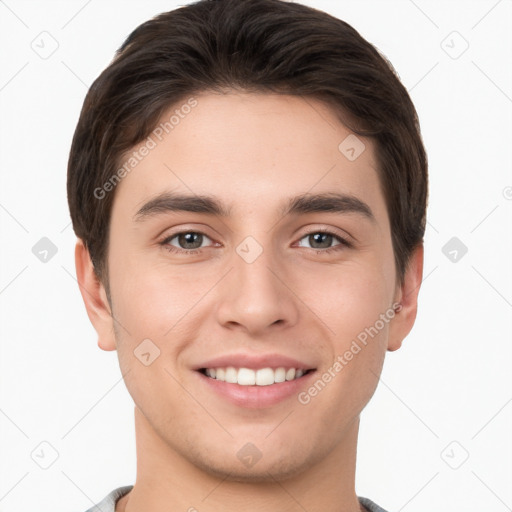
[118,406,363,512]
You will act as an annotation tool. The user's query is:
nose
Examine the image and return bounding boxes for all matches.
[215,243,300,336]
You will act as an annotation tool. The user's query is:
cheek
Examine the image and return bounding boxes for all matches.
[338,278,391,348]
[298,259,392,406]
[298,258,393,341]
[331,267,393,406]
[108,261,201,415]
[108,247,205,337]
[304,275,391,421]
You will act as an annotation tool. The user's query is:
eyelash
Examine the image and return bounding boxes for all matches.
[159,229,352,255]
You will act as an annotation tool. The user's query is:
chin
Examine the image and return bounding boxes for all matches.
[185,441,319,484]
[199,457,308,483]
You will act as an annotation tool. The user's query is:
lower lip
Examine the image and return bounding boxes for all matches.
[196,370,317,408]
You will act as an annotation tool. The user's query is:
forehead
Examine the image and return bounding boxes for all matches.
[111,92,386,222]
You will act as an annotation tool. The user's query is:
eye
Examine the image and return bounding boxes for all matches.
[159,228,352,256]
[162,231,214,252]
[296,230,351,252]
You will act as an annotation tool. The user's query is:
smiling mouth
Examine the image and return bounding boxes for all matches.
[198,367,315,386]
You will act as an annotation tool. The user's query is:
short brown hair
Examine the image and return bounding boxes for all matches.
[67,0,428,286]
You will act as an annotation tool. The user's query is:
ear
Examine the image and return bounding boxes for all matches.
[75,239,117,351]
[387,244,424,352]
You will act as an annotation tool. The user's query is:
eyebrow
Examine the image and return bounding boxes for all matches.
[133,191,375,223]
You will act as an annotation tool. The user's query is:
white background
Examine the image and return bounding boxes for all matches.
[0,1,511,511]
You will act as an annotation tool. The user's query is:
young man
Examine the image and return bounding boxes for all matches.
[68,0,427,510]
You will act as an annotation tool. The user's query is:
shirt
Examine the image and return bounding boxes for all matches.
[84,486,390,512]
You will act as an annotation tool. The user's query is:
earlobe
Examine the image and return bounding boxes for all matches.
[387,244,424,352]
[74,239,117,351]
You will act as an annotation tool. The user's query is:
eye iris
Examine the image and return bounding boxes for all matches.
[173,233,337,250]
[310,232,332,249]
[178,232,203,249]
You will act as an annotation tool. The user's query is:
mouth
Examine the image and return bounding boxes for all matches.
[193,353,318,408]
[198,366,315,386]
[195,365,318,408]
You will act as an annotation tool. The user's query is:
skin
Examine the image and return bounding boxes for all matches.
[76,91,423,512]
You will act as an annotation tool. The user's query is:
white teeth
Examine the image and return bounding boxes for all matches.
[255,368,274,386]
[274,367,286,383]
[203,366,309,386]
[225,366,238,384]
[238,368,256,385]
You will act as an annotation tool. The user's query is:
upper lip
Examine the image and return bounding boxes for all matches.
[194,353,317,371]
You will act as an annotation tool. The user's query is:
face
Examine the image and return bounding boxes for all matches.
[80,92,421,482]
